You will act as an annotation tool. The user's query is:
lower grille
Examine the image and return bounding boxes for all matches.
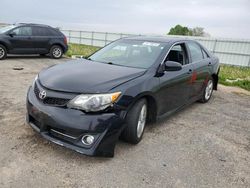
[50,129,78,140]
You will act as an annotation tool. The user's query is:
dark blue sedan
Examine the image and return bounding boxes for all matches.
[26,36,220,157]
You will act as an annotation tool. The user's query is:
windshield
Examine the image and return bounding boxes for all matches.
[89,39,166,69]
[0,25,16,34]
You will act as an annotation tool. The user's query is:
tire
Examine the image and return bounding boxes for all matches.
[50,45,63,59]
[0,44,7,60]
[121,99,147,144]
[199,78,214,103]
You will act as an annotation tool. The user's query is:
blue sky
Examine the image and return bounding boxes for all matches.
[0,0,250,38]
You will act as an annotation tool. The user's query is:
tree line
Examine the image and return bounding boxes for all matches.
[168,24,209,37]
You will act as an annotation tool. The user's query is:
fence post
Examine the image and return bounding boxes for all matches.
[91,31,94,46]
[212,39,217,53]
[80,31,82,44]
[105,32,108,45]
[68,30,71,43]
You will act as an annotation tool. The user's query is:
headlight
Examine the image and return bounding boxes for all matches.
[32,75,38,88]
[67,92,121,112]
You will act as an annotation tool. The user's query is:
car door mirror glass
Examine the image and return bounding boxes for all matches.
[164,61,182,71]
[9,31,16,37]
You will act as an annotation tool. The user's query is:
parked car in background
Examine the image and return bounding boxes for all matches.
[0,23,68,60]
[26,37,220,157]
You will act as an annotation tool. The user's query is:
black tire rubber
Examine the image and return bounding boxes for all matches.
[0,44,7,60]
[199,78,214,103]
[49,45,63,59]
[121,98,147,144]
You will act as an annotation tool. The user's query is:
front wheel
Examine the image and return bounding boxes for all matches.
[199,78,214,103]
[0,44,7,60]
[50,45,63,59]
[121,99,147,144]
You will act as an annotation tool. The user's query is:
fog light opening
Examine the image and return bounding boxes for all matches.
[81,135,95,145]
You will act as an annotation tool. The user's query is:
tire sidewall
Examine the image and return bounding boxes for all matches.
[123,99,147,144]
[0,45,7,60]
[202,78,214,103]
[50,45,63,59]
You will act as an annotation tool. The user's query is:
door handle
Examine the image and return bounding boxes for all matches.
[187,69,193,74]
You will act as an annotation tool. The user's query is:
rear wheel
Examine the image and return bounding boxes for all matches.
[199,78,214,103]
[0,44,7,60]
[121,99,147,144]
[50,45,63,59]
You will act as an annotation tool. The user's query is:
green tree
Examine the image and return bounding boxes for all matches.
[168,25,209,37]
[168,25,190,36]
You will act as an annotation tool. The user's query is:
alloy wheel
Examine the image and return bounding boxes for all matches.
[52,47,62,58]
[0,47,5,59]
[137,104,147,138]
[205,80,213,100]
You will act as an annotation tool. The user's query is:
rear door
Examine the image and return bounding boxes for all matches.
[8,26,34,54]
[32,26,51,54]
[156,43,194,116]
[186,41,211,99]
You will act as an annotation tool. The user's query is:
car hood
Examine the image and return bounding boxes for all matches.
[39,59,146,93]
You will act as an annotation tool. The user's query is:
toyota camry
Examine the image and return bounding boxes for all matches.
[26,36,220,157]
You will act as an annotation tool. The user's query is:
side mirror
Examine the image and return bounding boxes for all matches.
[164,61,182,71]
[9,32,16,37]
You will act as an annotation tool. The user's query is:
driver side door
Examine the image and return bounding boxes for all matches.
[156,43,194,116]
[8,26,35,54]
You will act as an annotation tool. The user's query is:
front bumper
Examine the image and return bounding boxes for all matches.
[26,86,125,157]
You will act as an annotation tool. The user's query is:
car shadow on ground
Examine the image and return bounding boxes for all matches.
[6,55,49,59]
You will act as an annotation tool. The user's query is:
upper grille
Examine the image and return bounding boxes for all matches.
[34,83,40,99]
[34,82,70,106]
[43,97,70,106]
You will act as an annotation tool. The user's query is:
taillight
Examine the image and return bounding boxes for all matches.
[64,36,67,45]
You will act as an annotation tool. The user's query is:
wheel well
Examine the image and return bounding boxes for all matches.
[0,42,8,52]
[51,43,65,52]
[212,74,218,90]
[137,95,157,123]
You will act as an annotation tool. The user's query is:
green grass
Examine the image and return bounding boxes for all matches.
[65,43,250,91]
[66,43,100,58]
[219,65,250,91]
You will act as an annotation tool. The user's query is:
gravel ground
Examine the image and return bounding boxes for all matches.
[0,56,249,188]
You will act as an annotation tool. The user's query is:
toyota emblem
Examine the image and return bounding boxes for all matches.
[39,90,46,100]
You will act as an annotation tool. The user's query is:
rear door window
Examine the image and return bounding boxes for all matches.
[187,42,203,63]
[32,27,55,36]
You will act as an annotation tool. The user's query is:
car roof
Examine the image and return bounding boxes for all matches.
[15,23,52,28]
[123,36,193,44]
